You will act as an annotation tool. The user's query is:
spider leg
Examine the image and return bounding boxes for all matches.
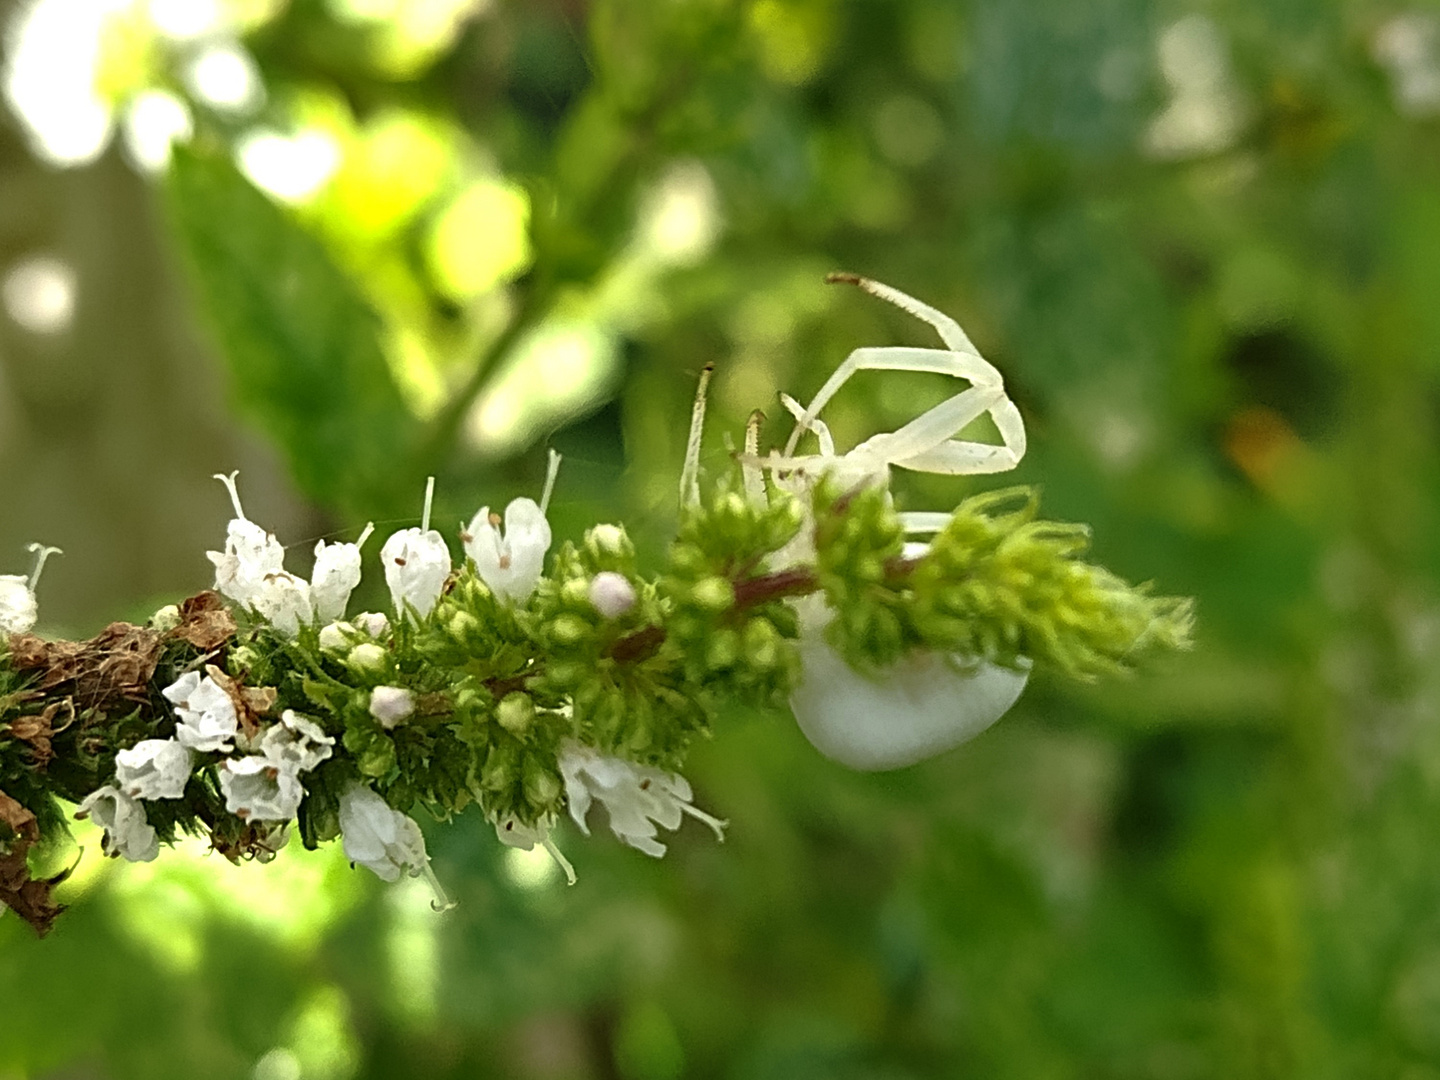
[888,396,1026,475]
[782,345,1001,459]
[779,393,836,456]
[796,345,1022,475]
[828,273,983,357]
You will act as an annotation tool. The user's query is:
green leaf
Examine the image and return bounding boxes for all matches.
[164,145,419,515]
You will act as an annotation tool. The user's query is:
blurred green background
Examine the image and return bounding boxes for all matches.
[1,0,1437,1076]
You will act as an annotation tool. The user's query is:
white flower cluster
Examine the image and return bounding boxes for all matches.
[208,471,372,635]
[72,454,728,899]
[78,668,335,863]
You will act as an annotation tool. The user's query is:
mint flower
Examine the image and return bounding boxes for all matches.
[493,813,577,885]
[207,471,285,608]
[114,738,193,800]
[338,784,451,909]
[258,710,334,772]
[76,786,159,862]
[249,569,314,636]
[311,524,372,623]
[558,742,727,858]
[382,477,452,620]
[0,543,60,635]
[219,757,303,822]
[162,670,239,753]
[462,451,560,605]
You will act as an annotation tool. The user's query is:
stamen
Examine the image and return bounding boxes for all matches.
[25,543,61,590]
[488,512,502,528]
[680,803,728,842]
[542,838,578,886]
[680,363,714,509]
[421,476,435,533]
[540,448,562,515]
[355,523,375,548]
[213,471,246,519]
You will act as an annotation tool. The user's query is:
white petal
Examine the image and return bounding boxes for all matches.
[114,738,193,800]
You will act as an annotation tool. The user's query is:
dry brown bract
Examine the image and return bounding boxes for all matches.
[0,788,67,936]
[204,664,276,739]
[170,590,237,652]
[9,622,163,711]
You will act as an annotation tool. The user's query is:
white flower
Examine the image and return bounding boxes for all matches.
[382,477,451,621]
[0,543,60,635]
[369,686,415,729]
[207,472,285,608]
[787,596,1029,771]
[339,784,451,908]
[219,756,303,821]
[463,498,551,605]
[355,611,391,638]
[114,738,193,800]
[559,742,726,858]
[0,576,36,635]
[588,571,636,619]
[259,710,334,773]
[310,524,372,623]
[76,786,159,862]
[162,670,240,753]
[248,570,314,636]
[492,813,577,885]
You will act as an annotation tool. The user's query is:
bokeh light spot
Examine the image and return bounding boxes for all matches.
[121,88,192,171]
[186,41,264,114]
[237,128,343,204]
[425,177,533,301]
[3,255,77,335]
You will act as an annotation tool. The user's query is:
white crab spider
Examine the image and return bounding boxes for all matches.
[760,272,1025,483]
[685,275,1031,770]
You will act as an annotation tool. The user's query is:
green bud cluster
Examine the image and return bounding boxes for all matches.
[660,474,805,710]
[908,488,1195,678]
[811,479,910,671]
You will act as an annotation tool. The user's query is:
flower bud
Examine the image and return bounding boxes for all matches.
[497,692,535,736]
[589,572,636,619]
[447,610,481,645]
[318,620,355,652]
[369,685,416,729]
[550,615,590,646]
[690,576,734,612]
[150,604,182,633]
[355,611,391,638]
[346,642,390,678]
[585,523,633,561]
